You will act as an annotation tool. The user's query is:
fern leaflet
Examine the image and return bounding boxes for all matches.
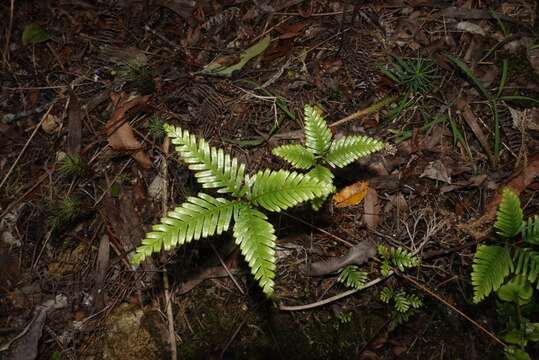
[165,124,246,195]
[513,248,539,286]
[337,265,368,289]
[304,105,332,155]
[233,205,277,296]
[495,188,524,238]
[394,292,411,313]
[380,287,394,303]
[132,193,238,264]
[272,144,316,169]
[250,169,332,212]
[306,165,335,210]
[471,245,514,303]
[325,136,385,168]
[523,215,539,245]
[378,245,420,272]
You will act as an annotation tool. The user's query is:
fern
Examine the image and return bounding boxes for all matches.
[307,165,335,210]
[250,169,331,212]
[380,286,394,303]
[272,144,316,169]
[233,205,276,296]
[337,265,368,289]
[132,193,238,264]
[304,105,332,155]
[513,248,539,286]
[165,124,246,196]
[378,245,420,272]
[325,136,385,168]
[495,188,524,238]
[523,215,539,245]
[394,292,411,313]
[471,245,514,303]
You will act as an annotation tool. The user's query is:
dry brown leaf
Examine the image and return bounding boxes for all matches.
[420,160,452,183]
[363,188,380,230]
[333,181,369,208]
[105,94,151,169]
[41,113,61,134]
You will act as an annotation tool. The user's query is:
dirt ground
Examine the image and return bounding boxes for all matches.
[1,1,539,359]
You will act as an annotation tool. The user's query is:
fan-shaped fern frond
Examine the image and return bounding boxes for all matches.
[165,124,246,196]
[523,215,539,245]
[307,165,335,210]
[337,265,368,290]
[272,144,316,169]
[471,245,514,303]
[304,105,332,155]
[495,188,524,238]
[131,193,238,264]
[325,135,385,168]
[250,169,332,212]
[233,205,276,296]
[378,245,420,272]
[380,287,394,303]
[513,248,539,286]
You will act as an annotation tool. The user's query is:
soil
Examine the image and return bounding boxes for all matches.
[1,1,539,359]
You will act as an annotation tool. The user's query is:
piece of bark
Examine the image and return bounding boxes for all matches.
[309,241,376,276]
[363,188,380,230]
[93,234,110,311]
[66,90,82,156]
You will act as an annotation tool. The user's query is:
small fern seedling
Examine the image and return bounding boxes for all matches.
[337,265,368,290]
[131,124,333,296]
[272,105,385,210]
[380,286,423,329]
[378,245,420,277]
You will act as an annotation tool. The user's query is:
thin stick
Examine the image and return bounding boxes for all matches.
[401,274,506,349]
[0,103,55,190]
[2,0,15,67]
[210,243,245,295]
[329,94,399,128]
[282,211,354,247]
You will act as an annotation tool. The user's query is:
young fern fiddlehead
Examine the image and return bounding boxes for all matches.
[131,124,333,296]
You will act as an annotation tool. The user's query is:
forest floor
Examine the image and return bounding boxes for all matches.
[1,1,539,359]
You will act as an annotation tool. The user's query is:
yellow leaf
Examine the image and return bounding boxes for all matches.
[333,181,369,208]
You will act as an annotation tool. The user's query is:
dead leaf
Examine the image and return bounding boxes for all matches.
[105,94,151,169]
[309,241,377,276]
[41,113,60,134]
[333,181,369,208]
[420,160,452,183]
[363,188,380,230]
[456,21,486,36]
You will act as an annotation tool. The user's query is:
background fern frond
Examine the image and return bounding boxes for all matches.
[471,245,514,303]
[495,188,524,238]
[380,287,394,303]
[250,169,332,212]
[165,124,246,195]
[233,205,276,296]
[132,193,238,264]
[272,144,316,169]
[304,105,332,155]
[378,245,420,272]
[394,292,411,313]
[337,265,368,289]
[523,215,539,245]
[307,165,335,210]
[325,135,385,168]
[513,248,539,286]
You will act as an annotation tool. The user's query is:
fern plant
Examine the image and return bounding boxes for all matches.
[337,265,368,290]
[471,187,539,360]
[131,124,332,296]
[272,105,385,209]
[380,286,423,329]
[378,245,420,277]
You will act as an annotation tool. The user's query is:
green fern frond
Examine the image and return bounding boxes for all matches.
[307,165,335,210]
[471,245,514,303]
[378,245,420,272]
[272,144,316,169]
[233,205,276,296]
[407,294,423,309]
[132,193,238,264]
[523,215,539,245]
[495,188,524,238]
[380,286,394,303]
[325,135,385,168]
[337,265,368,290]
[165,124,246,195]
[513,248,539,286]
[304,105,332,156]
[250,169,332,212]
[394,292,411,313]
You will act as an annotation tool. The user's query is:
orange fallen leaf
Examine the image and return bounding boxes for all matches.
[333,181,369,208]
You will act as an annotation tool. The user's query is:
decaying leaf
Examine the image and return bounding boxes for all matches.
[333,181,369,208]
[22,23,50,46]
[309,241,376,276]
[41,113,60,134]
[420,160,451,184]
[363,188,380,230]
[105,94,151,169]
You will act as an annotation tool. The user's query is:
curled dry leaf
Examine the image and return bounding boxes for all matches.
[333,181,369,208]
[309,241,377,276]
[105,94,151,169]
[363,187,380,230]
[420,160,452,184]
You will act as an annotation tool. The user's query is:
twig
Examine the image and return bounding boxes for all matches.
[2,0,14,68]
[0,103,55,190]
[282,211,354,247]
[329,94,399,128]
[401,274,506,349]
[210,243,245,295]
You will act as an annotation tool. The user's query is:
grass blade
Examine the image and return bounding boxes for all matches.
[445,53,492,100]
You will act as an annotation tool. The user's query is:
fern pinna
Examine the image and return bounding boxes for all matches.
[131,124,332,296]
[471,188,539,303]
[272,105,385,209]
